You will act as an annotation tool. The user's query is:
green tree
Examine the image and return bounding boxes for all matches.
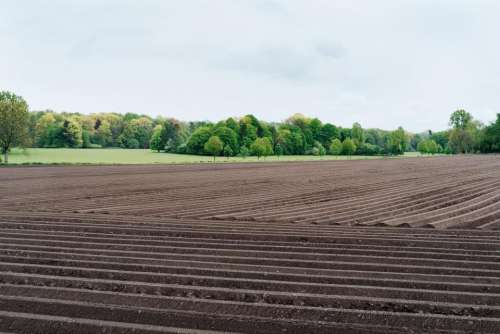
[417,140,429,154]
[93,119,112,147]
[309,118,322,142]
[239,146,249,158]
[187,126,212,154]
[223,144,233,158]
[351,122,365,147]
[319,123,338,147]
[60,119,83,148]
[214,126,239,153]
[449,109,472,129]
[312,141,326,156]
[82,130,91,148]
[162,118,184,152]
[150,125,163,152]
[250,137,273,159]
[204,135,223,161]
[0,91,30,163]
[342,138,357,157]
[275,143,283,159]
[427,140,438,154]
[35,112,58,147]
[329,138,343,155]
[448,110,478,154]
[386,127,408,155]
[417,139,438,155]
[480,114,500,152]
[119,117,153,149]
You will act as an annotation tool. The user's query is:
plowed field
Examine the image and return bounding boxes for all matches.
[1,155,500,333]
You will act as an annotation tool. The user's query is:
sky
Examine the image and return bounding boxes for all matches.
[1,0,500,132]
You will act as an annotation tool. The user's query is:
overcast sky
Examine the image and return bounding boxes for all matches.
[2,0,500,132]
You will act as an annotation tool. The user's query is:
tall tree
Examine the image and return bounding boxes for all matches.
[448,110,477,154]
[0,91,30,163]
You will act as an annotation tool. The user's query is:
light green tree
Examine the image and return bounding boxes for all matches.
[417,139,438,155]
[250,137,273,159]
[329,138,343,156]
[342,138,357,157]
[204,135,223,161]
[61,119,83,148]
[0,91,29,163]
[149,125,163,152]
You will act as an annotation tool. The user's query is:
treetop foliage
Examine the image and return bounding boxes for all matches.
[3,90,499,161]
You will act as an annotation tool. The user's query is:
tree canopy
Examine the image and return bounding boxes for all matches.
[4,91,500,160]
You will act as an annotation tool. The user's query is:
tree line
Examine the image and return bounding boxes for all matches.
[1,91,499,163]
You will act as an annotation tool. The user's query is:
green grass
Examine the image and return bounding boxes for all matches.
[6,148,423,165]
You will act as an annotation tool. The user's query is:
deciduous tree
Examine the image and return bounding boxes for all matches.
[0,91,29,163]
[204,135,223,161]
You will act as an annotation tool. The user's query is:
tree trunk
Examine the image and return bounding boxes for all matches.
[3,151,7,164]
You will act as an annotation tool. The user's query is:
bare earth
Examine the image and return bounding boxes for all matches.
[1,155,500,333]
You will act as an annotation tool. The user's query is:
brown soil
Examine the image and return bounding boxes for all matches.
[0,155,500,333]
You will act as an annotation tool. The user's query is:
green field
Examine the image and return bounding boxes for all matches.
[6,148,423,165]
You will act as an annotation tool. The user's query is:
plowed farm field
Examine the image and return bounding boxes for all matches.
[1,155,500,333]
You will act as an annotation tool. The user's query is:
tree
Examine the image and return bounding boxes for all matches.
[312,141,326,156]
[92,119,112,147]
[480,114,500,153]
[319,123,338,147]
[162,118,184,152]
[82,130,91,148]
[417,139,438,155]
[119,117,153,149]
[448,110,479,154]
[386,127,408,155]
[239,146,249,158]
[448,128,474,153]
[309,118,322,142]
[0,91,30,163]
[275,143,283,159]
[449,109,472,129]
[204,136,223,161]
[351,122,365,147]
[187,126,212,154]
[150,125,163,152]
[250,137,273,159]
[60,119,83,148]
[214,126,239,153]
[34,112,60,147]
[329,138,343,156]
[342,138,357,157]
[223,144,233,158]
